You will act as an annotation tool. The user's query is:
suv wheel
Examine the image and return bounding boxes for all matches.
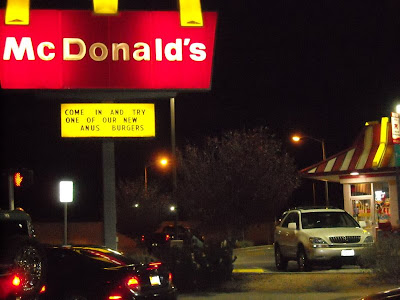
[274,245,288,271]
[297,246,311,272]
[7,236,47,296]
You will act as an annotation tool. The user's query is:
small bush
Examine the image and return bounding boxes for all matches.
[360,233,400,284]
[235,240,254,248]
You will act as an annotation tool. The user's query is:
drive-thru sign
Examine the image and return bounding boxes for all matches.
[0,10,217,90]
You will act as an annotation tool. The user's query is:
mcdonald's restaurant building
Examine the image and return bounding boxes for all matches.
[300,116,400,237]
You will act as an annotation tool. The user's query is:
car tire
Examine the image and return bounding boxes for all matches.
[5,235,47,297]
[274,245,288,271]
[297,246,311,272]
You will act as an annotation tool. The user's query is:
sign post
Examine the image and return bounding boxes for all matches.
[60,181,73,245]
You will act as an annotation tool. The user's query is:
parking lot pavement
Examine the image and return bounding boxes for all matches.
[178,292,365,299]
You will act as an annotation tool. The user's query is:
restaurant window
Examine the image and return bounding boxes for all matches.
[350,183,371,196]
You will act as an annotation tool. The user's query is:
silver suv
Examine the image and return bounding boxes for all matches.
[274,207,373,271]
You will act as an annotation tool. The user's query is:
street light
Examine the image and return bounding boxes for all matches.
[292,134,329,206]
[144,157,169,195]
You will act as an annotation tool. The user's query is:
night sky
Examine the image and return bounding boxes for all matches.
[1,1,400,221]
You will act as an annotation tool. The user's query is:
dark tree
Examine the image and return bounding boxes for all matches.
[176,127,300,236]
[116,178,172,236]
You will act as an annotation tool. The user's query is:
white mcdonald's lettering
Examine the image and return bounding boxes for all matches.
[63,38,86,61]
[3,37,207,62]
[3,37,55,61]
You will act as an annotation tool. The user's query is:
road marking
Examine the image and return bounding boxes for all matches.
[233,268,265,273]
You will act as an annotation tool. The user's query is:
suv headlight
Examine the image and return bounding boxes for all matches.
[364,236,374,244]
[309,237,329,248]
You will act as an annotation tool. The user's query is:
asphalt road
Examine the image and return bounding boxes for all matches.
[178,245,377,300]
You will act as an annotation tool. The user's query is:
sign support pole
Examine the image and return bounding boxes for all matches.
[64,202,68,245]
[170,98,179,238]
[102,140,117,250]
[8,173,15,210]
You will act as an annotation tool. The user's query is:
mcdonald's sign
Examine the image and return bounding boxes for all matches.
[0,10,217,90]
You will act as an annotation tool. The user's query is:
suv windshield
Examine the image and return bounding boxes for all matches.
[301,211,359,229]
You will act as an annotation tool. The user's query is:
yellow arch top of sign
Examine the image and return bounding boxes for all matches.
[93,0,118,15]
[179,0,203,27]
[5,0,30,25]
[5,0,204,27]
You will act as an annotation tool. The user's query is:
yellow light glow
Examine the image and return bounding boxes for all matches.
[160,158,168,166]
[61,103,155,138]
[292,136,301,142]
[93,0,118,15]
[5,0,30,25]
[372,117,389,168]
[179,0,203,27]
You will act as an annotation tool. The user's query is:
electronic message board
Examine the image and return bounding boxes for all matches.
[61,103,155,137]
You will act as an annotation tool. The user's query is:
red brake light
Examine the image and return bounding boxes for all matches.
[126,276,140,290]
[147,262,162,270]
[108,296,122,300]
[168,272,173,284]
[12,275,21,287]
[165,234,170,241]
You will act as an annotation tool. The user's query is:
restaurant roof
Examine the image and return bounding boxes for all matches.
[300,117,396,182]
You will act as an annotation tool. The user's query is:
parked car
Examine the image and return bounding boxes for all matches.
[140,225,194,252]
[0,208,46,299]
[360,287,400,299]
[41,245,177,300]
[274,207,374,271]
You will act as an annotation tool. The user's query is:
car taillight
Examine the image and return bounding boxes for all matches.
[147,262,162,270]
[39,285,46,294]
[168,272,173,285]
[165,234,170,241]
[12,275,21,287]
[126,276,140,291]
[108,296,123,300]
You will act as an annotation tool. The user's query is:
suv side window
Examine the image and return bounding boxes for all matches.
[281,212,299,229]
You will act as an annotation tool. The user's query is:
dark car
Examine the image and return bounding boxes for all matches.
[360,287,400,300]
[41,246,177,300]
[0,209,47,300]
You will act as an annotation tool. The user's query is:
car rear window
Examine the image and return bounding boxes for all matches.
[301,211,360,229]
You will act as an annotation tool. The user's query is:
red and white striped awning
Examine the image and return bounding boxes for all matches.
[300,117,395,182]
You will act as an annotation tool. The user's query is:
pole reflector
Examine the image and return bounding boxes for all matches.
[93,0,118,15]
[5,0,30,25]
[179,0,203,27]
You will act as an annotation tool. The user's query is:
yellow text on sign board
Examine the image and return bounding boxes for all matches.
[61,103,155,138]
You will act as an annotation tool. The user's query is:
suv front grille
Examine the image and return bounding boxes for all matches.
[329,236,361,244]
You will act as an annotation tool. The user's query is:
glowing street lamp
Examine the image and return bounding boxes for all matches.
[144,157,169,195]
[292,134,329,206]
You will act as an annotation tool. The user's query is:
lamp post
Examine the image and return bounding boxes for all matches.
[144,157,169,196]
[292,135,329,206]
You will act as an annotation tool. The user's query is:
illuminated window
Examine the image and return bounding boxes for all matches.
[350,183,371,196]
[373,182,389,199]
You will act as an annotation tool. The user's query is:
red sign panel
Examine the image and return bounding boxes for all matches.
[0,10,217,90]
